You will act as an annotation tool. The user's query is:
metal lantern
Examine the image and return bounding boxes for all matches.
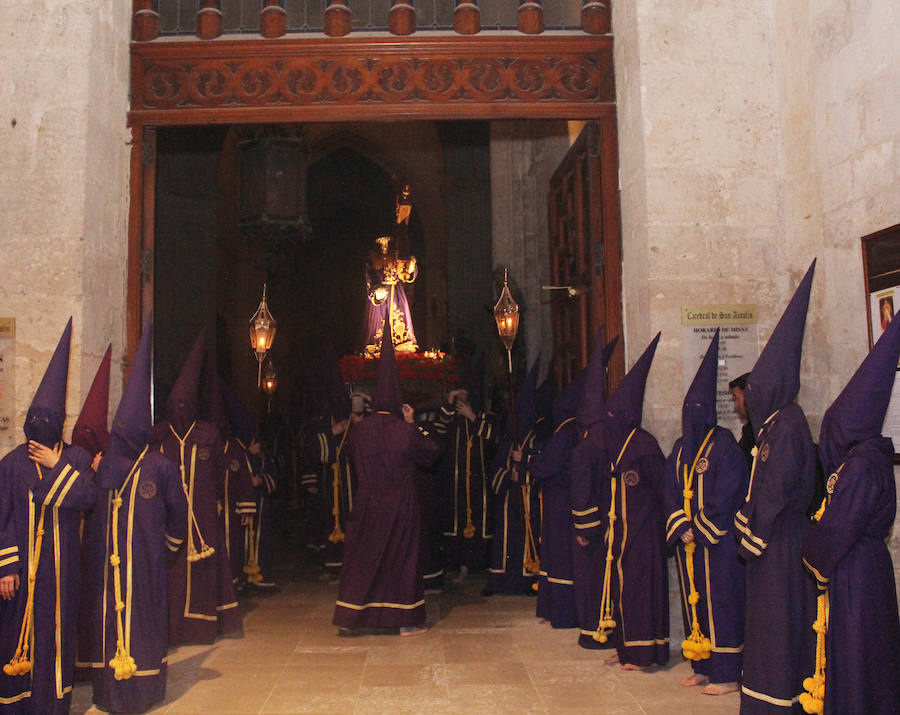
[493,268,520,371]
[249,283,277,387]
[263,361,278,396]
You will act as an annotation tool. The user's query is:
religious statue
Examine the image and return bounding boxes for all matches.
[362,235,418,356]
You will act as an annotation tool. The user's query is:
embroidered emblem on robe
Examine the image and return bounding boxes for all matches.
[623,470,640,487]
[139,480,158,499]
[759,443,770,462]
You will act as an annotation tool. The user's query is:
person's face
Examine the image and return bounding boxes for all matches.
[730,386,748,421]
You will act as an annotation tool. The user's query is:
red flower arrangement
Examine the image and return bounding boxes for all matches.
[339,351,458,385]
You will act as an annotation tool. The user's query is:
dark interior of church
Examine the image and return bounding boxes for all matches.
[152,120,502,425]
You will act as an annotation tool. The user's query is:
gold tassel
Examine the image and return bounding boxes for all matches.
[679,430,715,662]
[328,422,351,544]
[800,491,833,714]
[463,421,476,539]
[4,451,61,677]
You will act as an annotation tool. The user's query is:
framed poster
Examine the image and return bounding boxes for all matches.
[861,222,900,461]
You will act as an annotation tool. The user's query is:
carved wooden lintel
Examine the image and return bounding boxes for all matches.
[130,35,614,126]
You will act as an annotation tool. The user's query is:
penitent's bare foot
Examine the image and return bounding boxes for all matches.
[701,682,739,696]
[682,674,710,687]
[619,663,646,671]
[603,652,620,666]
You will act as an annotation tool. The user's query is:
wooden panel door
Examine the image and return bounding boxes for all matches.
[547,118,623,392]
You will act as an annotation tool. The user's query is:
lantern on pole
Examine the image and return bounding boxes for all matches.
[493,268,521,446]
[263,360,278,414]
[493,268,520,372]
[249,283,277,388]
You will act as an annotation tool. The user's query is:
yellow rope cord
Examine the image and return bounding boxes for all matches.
[463,420,475,538]
[593,428,637,643]
[680,429,715,661]
[328,421,351,544]
[108,448,147,680]
[800,464,841,714]
[517,429,540,574]
[243,516,262,584]
[169,424,214,562]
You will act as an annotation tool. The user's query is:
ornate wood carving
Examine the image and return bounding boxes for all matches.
[130,36,614,125]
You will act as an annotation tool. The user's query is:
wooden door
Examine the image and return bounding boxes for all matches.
[547,119,623,391]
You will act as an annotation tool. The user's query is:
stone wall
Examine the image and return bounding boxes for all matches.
[614,0,900,622]
[0,1,132,448]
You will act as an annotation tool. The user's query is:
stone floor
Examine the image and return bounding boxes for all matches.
[71,561,740,714]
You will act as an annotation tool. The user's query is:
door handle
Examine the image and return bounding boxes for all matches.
[541,285,579,297]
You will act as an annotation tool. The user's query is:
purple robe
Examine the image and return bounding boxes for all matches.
[247,450,277,589]
[0,444,96,714]
[486,429,543,595]
[304,417,356,574]
[154,420,242,645]
[733,403,817,713]
[801,438,900,714]
[571,428,669,665]
[362,265,417,355]
[569,427,612,648]
[222,439,256,586]
[332,412,439,629]
[84,451,188,713]
[663,427,747,684]
[529,418,579,628]
[433,405,500,571]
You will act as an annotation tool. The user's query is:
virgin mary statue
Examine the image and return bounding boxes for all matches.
[362,235,418,356]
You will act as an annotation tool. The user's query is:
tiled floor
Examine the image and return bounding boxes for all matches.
[71,561,739,714]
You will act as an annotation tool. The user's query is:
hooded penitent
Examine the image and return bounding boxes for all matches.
[371,319,403,415]
[166,328,207,434]
[575,332,620,428]
[681,330,719,460]
[71,344,112,456]
[24,317,73,447]
[818,310,900,476]
[602,332,660,455]
[745,260,816,432]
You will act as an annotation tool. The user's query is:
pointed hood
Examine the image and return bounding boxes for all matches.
[746,260,815,430]
[222,380,256,446]
[534,358,557,424]
[681,330,719,460]
[602,332,660,455]
[108,313,154,461]
[576,332,620,427]
[552,370,586,426]
[371,321,403,414]
[166,328,207,434]
[25,317,72,446]
[71,344,111,455]
[513,359,540,443]
[818,313,900,475]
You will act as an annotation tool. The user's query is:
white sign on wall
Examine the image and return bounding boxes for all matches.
[0,318,16,451]
[681,305,759,438]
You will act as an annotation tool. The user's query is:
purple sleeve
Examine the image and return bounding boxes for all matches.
[161,459,188,556]
[31,447,96,512]
[693,436,747,549]
[0,457,20,577]
[529,427,575,487]
[570,435,603,540]
[662,443,690,549]
[410,423,441,468]
[801,459,880,585]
